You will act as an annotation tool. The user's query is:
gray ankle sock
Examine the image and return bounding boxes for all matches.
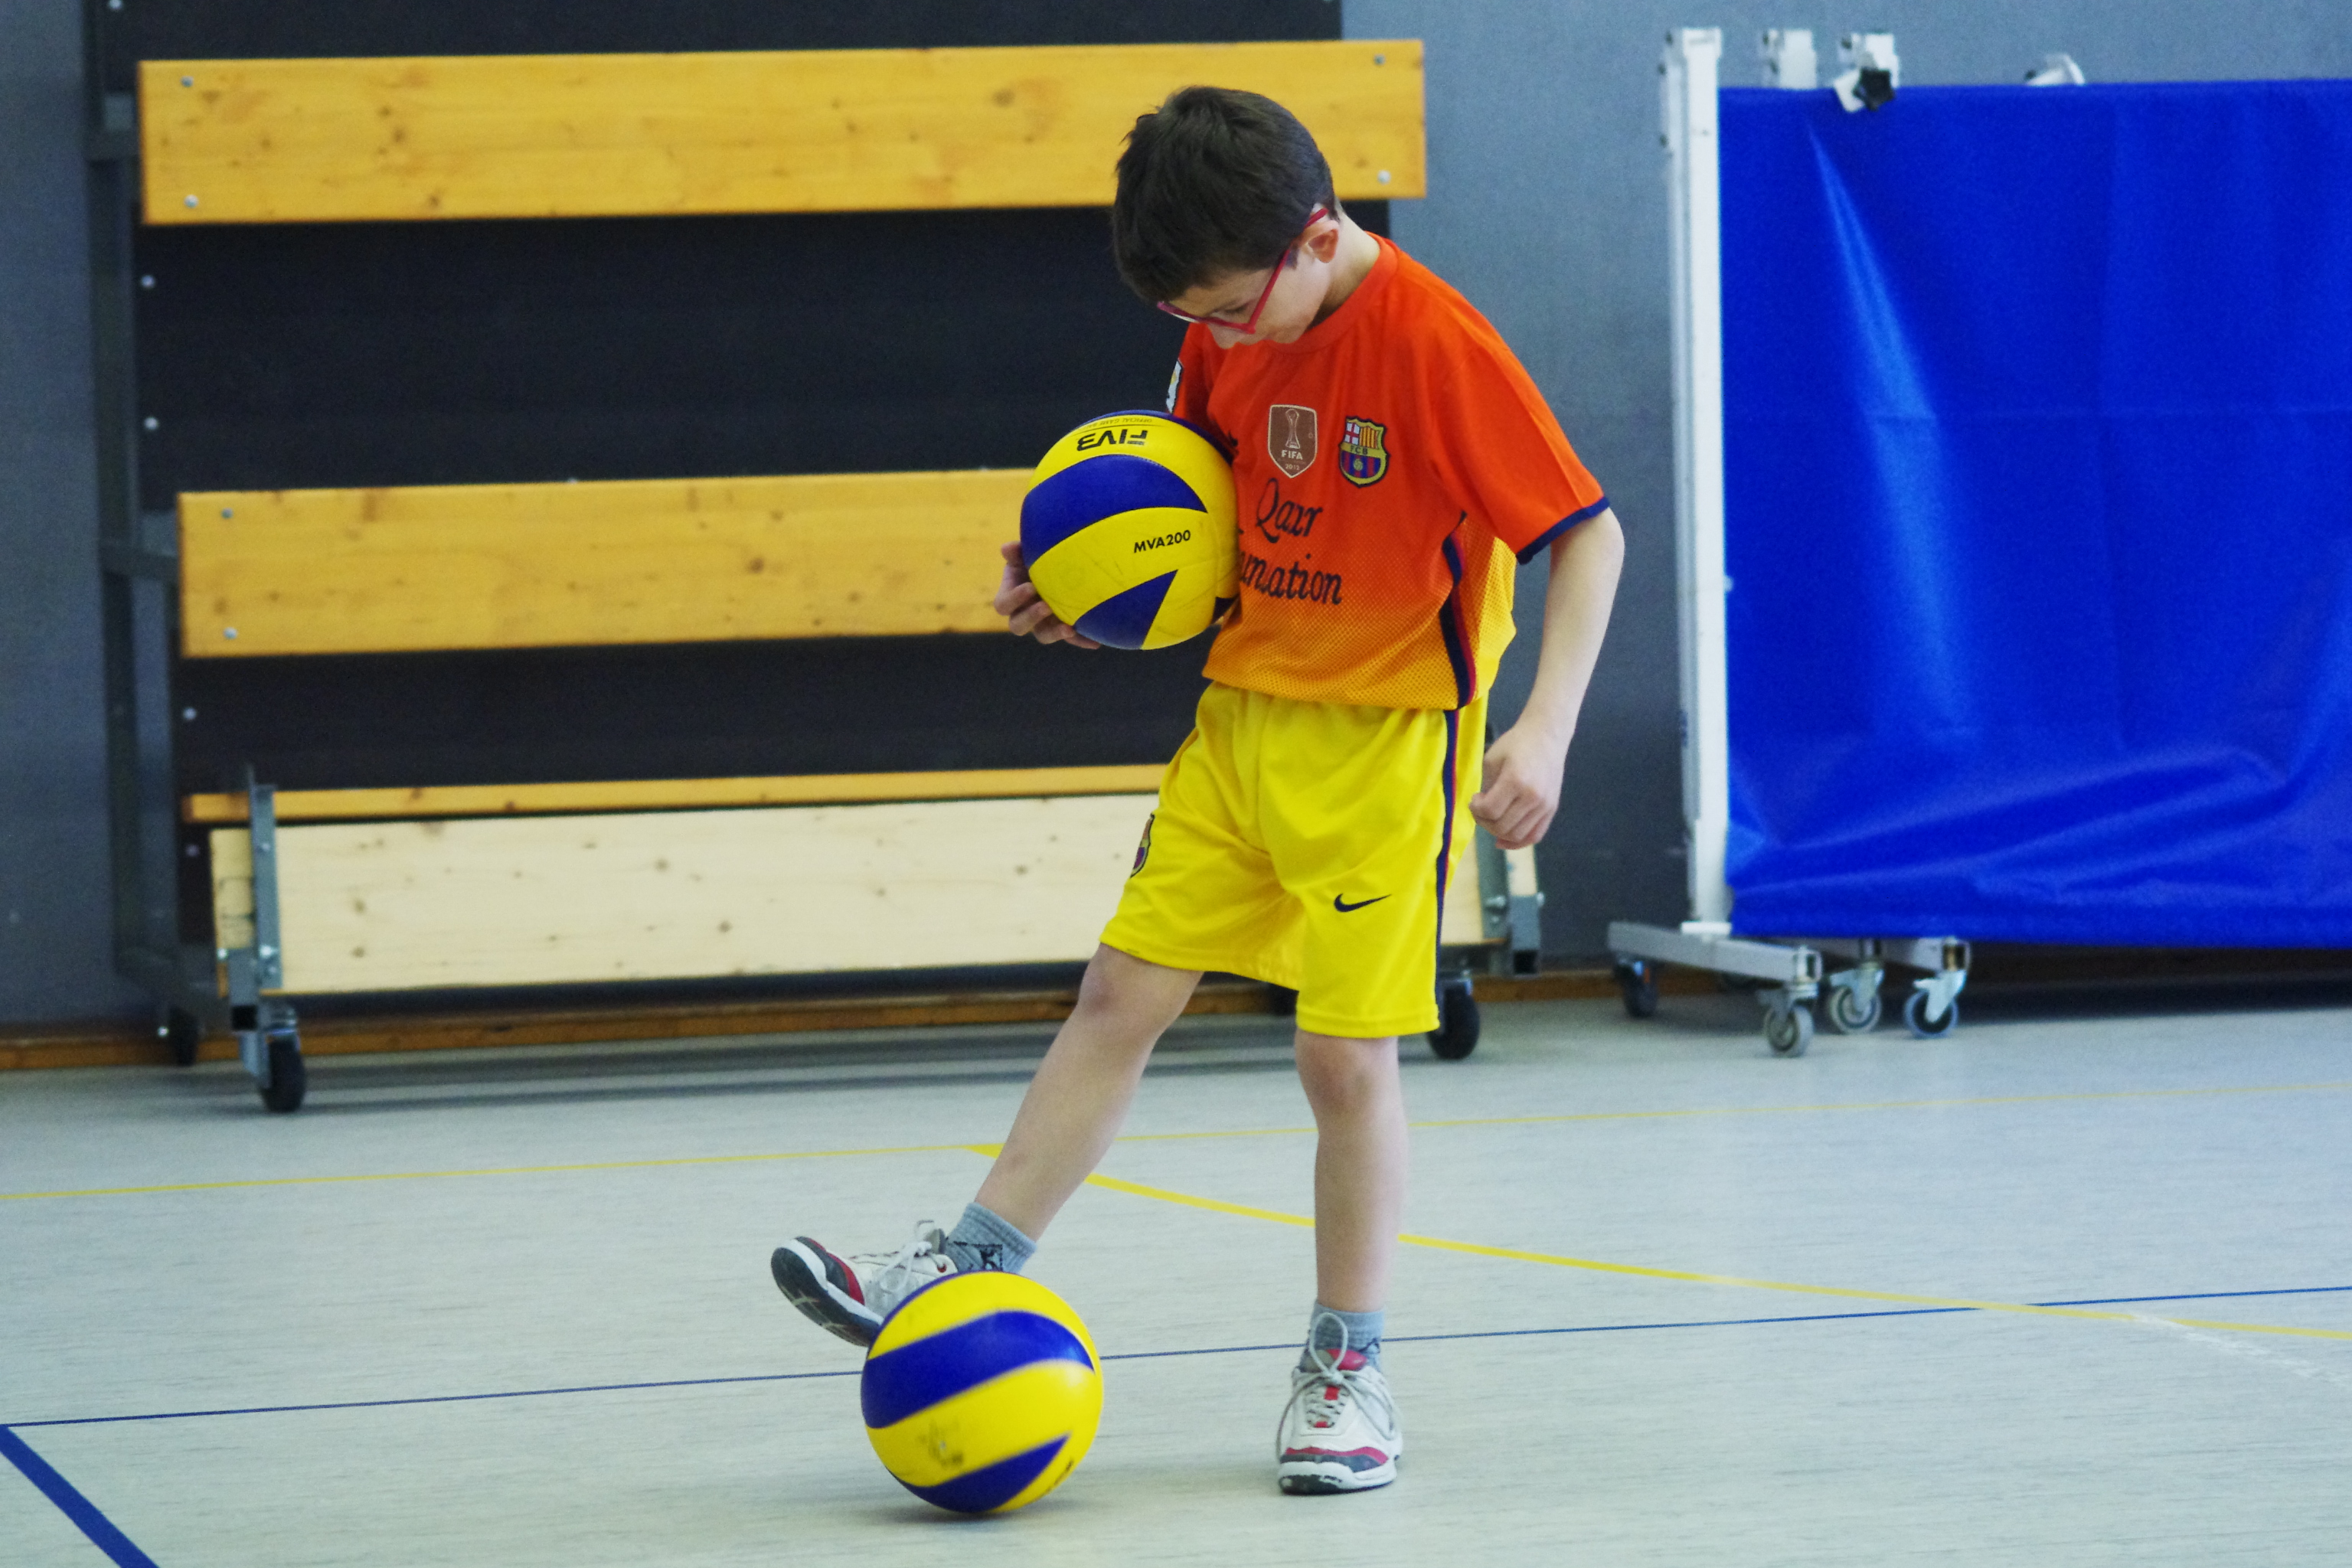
[1300,1302,1384,1371]
[942,1202,1035,1276]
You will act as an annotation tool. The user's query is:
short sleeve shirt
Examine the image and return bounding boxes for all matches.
[1169,235,1608,710]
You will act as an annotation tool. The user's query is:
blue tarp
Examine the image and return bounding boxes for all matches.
[1720,82,2352,945]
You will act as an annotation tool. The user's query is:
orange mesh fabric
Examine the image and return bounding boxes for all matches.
[1172,237,1607,710]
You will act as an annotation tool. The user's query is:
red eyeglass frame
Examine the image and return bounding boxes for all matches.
[1155,206,1331,335]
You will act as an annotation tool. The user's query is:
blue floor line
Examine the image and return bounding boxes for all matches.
[12,1284,2346,1432]
[2043,1285,2352,1308]
[10,1369,863,1430]
[0,1425,161,1568]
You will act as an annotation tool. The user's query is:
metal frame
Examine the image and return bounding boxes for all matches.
[1610,28,1969,1052]
[1473,831,1544,975]
[87,1,199,1014]
[1661,25,1731,934]
[220,771,303,1104]
[1759,28,1818,90]
[1423,823,1548,1060]
[86,0,299,1099]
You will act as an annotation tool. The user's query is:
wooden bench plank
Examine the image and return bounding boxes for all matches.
[183,765,1171,824]
[141,41,1424,224]
[207,792,1496,993]
[211,796,1157,991]
[179,469,1030,657]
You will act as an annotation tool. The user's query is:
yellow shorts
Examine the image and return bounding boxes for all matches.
[1102,682,1485,1039]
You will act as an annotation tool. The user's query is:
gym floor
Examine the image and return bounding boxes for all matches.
[5,989,2350,1566]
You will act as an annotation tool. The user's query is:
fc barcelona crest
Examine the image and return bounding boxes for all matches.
[1338,416,1390,486]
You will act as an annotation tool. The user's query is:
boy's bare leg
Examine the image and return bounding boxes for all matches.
[1275,1029,1406,1497]
[769,943,1193,1345]
[1294,1031,1408,1312]
[972,943,1201,1240]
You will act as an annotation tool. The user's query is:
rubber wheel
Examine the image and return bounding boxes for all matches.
[1903,989,1960,1039]
[1428,985,1480,1060]
[1615,962,1659,1019]
[165,1007,204,1067]
[257,1034,307,1112]
[1825,983,1881,1034]
[1764,1004,1814,1057]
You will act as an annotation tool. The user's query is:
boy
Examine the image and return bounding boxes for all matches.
[773,87,1622,1496]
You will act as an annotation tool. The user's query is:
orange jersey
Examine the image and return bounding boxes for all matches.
[1168,235,1607,710]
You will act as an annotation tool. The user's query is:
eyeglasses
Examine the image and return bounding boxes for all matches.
[1156,206,1331,335]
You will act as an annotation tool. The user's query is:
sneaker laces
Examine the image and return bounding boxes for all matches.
[851,1223,954,1304]
[1292,1310,1396,1434]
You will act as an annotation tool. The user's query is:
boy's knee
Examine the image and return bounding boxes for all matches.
[1295,1031,1398,1110]
[1073,944,1200,1035]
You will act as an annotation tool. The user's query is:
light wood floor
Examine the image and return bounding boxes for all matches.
[5,990,2350,1564]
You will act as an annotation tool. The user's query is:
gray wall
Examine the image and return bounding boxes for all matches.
[4,2,2348,1025]
[0,0,127,1024]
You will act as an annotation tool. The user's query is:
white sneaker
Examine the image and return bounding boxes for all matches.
[1276,1341,1402,1494]
[770,1222,956,1348]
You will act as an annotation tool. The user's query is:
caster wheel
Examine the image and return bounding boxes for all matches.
[1615,961,1659,1019]
[257,1034,307,1112]
[1903,990,1959,1039]
[1825,983,1881,1034]
[1764,1004,1814,1057]
[1428,982,1481,1060]
[164,1007,204,1067]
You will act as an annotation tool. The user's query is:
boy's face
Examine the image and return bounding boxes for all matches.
[1163,217,1344,349]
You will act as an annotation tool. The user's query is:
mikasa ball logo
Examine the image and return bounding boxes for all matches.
[1133,530,1192,553]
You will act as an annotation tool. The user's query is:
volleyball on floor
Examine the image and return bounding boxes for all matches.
[1019,411,1239,649]
[861,1272,1103,1514]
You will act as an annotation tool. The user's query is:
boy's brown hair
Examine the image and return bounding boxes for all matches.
[1111,87,1338,305]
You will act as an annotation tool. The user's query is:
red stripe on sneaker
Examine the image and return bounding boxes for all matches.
[802,1240,863,1305]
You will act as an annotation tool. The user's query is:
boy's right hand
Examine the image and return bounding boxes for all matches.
[995,540,1101,648]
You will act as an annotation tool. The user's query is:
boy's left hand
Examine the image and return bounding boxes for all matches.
[1470,725,1568,850]
[995,540,1101,648]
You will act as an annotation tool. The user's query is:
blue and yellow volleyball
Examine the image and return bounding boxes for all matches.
[1020,411,1239,650]
[861,1272,1103,1514]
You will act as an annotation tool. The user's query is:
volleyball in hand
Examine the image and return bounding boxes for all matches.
[1018,411,1239,649]
[861,1271,1103,1514]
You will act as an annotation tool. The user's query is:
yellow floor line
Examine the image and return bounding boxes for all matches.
[1405,1078,2352,1134]
[6,1078,2347,1204]
[0,1142,982,1203]
[1062,1077,2352,1148]
[1083,1171,2352,1344]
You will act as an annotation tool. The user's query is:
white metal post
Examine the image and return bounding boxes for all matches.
[1612,29,1962,1052]
[1661,28,1730,929]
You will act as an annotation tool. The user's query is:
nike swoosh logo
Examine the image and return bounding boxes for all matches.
[1332,893,1390,913]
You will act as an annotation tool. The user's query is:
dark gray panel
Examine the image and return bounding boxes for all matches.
[172,638,1211,795]
[131,203,1384,503]
[93,1,1345,96]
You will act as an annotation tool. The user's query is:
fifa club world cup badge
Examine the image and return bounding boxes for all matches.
[1269,405,1318,478]
[1338,417,1390,486]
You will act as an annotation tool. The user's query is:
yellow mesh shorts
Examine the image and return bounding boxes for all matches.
[1102,681,1484,1038]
